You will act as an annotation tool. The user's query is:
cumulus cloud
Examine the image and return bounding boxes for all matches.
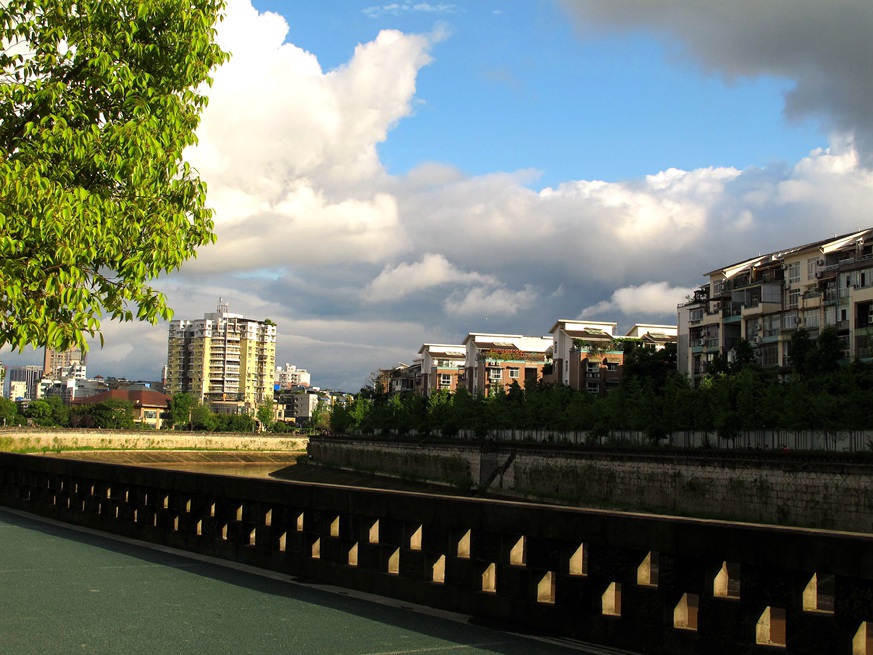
[580,282,698,319]
[558,0,873,163]
[363,3,458,18]
[184,3,434,273]
[443,285,538,317]
[365,254,496,301]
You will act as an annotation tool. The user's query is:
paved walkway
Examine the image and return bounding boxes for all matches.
[0,509,626,655]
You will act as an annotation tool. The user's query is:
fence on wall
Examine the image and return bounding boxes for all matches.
[352,428,873,452]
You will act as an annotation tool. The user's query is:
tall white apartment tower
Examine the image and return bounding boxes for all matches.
[165,300,277,410]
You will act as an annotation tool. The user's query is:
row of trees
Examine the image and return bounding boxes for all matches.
[0,392,328,433]
[330,330,873,441]
[0,396,140,429]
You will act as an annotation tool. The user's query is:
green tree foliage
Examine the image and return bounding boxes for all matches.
[189,402,216,431]
[256,398,274,431]
[25,395,68,426]
[0,0,228,351]
[164,392,194,429]
[87,398,134,429]
[0,396,20,425]
[327,339,873,438]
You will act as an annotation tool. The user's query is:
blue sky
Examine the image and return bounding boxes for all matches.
[3,0,873,392]
[257,0,823,186]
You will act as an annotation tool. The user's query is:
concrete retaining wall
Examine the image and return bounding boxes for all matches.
[309,438,873,533]
[2,452,872,655]
[0,428,308,453]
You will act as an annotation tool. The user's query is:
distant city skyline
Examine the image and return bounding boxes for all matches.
[2,0,872,391]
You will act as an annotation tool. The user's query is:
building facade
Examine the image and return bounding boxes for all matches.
[462,333,553,396]
[275,363,311,389]
[43,346,87,379]
[547,320,623,394]
[6,365,43,400]
[417,344,466,396]
[678,228,873,385]
[165,300,277,411]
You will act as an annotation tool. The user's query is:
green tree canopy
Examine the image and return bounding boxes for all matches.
[0,0,228,351]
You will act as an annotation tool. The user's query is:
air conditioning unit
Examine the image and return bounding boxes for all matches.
[753,336,762,344]
[816,259,825,266]
[755,324,762,332]
[796,318,803,325]
[697,339,705,346]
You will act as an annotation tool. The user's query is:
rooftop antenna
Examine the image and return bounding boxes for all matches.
[217,297,229,314]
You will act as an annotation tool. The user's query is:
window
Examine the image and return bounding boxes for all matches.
[783,312,797,329]
[788,261,801,284]
[807,257,818,279]
[488,368,502,381]
[712,280,723,296]
[586,382,600,394]
[508,367,520,379]
[439,373,451,388]
[689,308,704,322]
[788,288,800,308]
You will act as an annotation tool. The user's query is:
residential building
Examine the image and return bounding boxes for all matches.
[164,299,277,411]
[462,333,553,395]
[625,324,678,349]
[8,380,27,402]
[39,378,107,403]
[417,344,466,396]
[72,388,173,429]
[275,363,311,389]
[43,346,86,379]
[678,227,873,385]
[6,365,43,400]
[547,320,623,394]
[276,388,331,425]
[374,362,422,396]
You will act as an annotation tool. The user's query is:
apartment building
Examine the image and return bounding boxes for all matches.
[165,300,277,411]
[463,333,553,395]
[375,361,422,396]
[547,320,621,394]
[43,346,86,379]
[625,323,679,349]
[417,344,466,396]
[5,365,43,400]
[275,363,311,389]
[677,228,873,384]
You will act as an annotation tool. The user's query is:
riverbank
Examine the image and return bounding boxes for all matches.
[0,428,308,454]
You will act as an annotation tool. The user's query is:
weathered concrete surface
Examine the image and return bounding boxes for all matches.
[0,428,308,453]
[309,437,873,533]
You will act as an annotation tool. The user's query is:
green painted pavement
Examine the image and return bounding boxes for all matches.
[0,509,615,655]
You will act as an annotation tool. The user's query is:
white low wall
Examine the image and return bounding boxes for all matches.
[0,428,308,452]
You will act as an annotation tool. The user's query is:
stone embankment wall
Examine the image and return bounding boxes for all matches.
[307,439,475,489]
[310,438,873,533]
[0,428,308,453]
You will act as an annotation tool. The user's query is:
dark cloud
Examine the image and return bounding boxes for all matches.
[559,0,873,162]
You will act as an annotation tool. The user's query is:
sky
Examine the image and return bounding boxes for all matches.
[3,0,873,392]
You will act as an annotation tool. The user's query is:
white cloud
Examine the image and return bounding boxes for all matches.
[184,3,435,273]
[580,282,698,319]
[363,3,458,18]
[443,285,538,317]
[365,253,495,301]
